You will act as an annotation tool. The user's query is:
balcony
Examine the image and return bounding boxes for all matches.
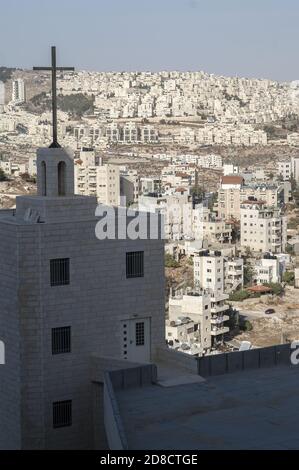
[211,304,230,314]
[211,326,230,336]
[211,315,229,324]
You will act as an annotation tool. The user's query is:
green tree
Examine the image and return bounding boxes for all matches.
[263,282,284,296]
[282,271,295,286]
[242,320,253,332]
[243,265,254,286]
[0,168,7,181]
[229,289,250,302]
[165,253,180,268]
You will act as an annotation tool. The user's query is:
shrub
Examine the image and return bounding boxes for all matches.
[165,253,180,268]
[229,290,250,302]
[243,320,253,332]
[263,283,284,296]
[0,168,7,181]
[282,271,295,286]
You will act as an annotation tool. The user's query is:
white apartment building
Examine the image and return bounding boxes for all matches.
[168,290,212,353]
[277,157,299,182]
[224,258,244,293]
[140,125,158,143]
[74,148,120,206]
[122,122,138,143]
[194,251,230,345]
[287,133,299,147]
[73,125,103,143]
[0,160,27,176]
[120,170,140,205]
[240,201,287,253]
[11,79,26,104]
[278,160,292,181]
[223,164,239,176]
[138,192,191,241]
[106,122,120,142]
[217,182,291,220]
[193,206,232,244]
[28,156,37,176]
[197,154,223,169]
[255,255,281,285]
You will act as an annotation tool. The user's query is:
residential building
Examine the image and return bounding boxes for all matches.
[277,157,299,182]
[255,254,282,285]
[223,164,239,175]
[74,148,120,206]
[240,200,287,253]
[120,170,140,205]
[224,257,244,293]
[194,250,230,345]
[168,289,212,353]
[11,79,26,104]
[217,182,291,220]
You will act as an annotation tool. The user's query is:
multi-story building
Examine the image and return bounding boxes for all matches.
[106,122,120,142]
[11,79,26,104]
[255,254,281,285]
[0,145,165,449]
[193,206,232,244]
[120,170,141,205]
[223,164,239,176]
[168,289,212,353]
[277,157,299,182]
[74,148,120,206]
[240,200,287,253]
[140,125,158,143]
[224,257,244,293]
[194,251,230,345]
[217,182,291,220]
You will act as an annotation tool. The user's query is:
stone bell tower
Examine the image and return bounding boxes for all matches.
[37,147,75,197]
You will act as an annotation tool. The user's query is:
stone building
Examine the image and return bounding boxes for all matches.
[0,146,164,449]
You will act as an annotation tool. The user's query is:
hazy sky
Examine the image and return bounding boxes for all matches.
[1,0,299,81]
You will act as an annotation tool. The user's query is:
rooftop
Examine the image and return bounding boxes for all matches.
[221,175,244,185]
[116,365,299,450]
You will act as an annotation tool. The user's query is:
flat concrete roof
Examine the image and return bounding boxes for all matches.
[116,365,299,450]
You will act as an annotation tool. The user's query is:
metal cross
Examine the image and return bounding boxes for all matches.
[33,46,75,148]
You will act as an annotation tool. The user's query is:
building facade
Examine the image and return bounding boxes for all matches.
[0,146,165,449]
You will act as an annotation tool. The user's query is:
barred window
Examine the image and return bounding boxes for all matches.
[126,251,144,278]
[135,322,145,346]
[50,258,70,286]
[53,400,72,428]
[52,327,71,355]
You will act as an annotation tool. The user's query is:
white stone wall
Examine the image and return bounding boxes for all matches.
[0,198,165,449]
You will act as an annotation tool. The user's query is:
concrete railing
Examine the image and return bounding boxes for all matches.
[154,346,198,373]
[197,343,294,377]
[100,360,157,450]
[103,371,128,450]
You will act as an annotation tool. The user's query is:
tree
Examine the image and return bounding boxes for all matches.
[263,282,284,296]
[243,265,254,286]
[0,168,7,182]
[165,253,180,268]
[282,271,295,286]
[242,320,253,332]
[229,290,250,302]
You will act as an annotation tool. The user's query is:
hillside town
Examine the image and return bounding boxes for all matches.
[1,68,299,358]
